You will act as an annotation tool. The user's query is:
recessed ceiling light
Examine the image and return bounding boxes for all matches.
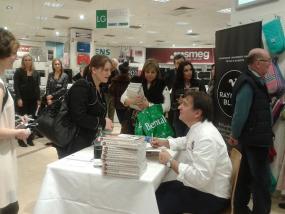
[217,8,231,14]
[187,29,193,34]
[147,30,157,34]
[176,21,189,26]
[192,43,196,46]
[153,0,170,3]
[43,2,64,8]
[6,5,13,10]
[79,14,85,20]
[4,26,8,30]
[55,31,60,36]
[36,16,48,21]
[139,41,143,44]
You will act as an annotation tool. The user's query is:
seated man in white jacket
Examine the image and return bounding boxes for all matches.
[152,91,232,214]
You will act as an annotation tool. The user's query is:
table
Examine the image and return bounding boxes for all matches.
[33,146,177,214]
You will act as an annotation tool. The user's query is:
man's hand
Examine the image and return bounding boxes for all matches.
[151,138,170,148]
[159,149,172,165]
[228,135,238,146]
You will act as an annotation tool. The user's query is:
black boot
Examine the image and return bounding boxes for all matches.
[18,140,27,147]
[279,202,285,209]
[27,134,34,146]
[27,139,34,146]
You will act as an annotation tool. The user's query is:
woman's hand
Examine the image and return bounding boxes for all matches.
[105,118,113,130]
[15,129,31,141]
[47,99,53,105]
[46,95,53,100]
[136,97,149,110]
[17,99,23,107]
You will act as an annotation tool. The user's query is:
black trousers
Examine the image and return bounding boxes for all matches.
[156,181,229,214]
[234,145,271,214]
[0,201,19,214]
[17,99,38,117]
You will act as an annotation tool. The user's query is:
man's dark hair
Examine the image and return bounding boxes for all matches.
[184,91,213,122]
[173,54,185,63]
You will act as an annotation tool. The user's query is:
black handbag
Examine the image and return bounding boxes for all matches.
[36,95,79,148]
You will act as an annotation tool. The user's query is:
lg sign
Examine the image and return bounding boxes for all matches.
[172,51,210,60]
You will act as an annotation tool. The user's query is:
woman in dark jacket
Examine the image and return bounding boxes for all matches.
[13,54,40,146]
[57,55,113,158]
[109,62,130,128]
[172,61,206,137]
[45,59,68,106]
[121,59,170,134]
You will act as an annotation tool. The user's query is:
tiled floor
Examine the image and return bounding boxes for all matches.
[16,123,285,214]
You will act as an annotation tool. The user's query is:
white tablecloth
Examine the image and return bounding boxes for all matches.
[34,146,177,214]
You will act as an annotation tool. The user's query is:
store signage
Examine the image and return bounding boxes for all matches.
[77,42,90,53]
[96,10,107,28]
[96,9,129,29]
[145,48,214,64]
[217,70,241,117]
[95,48,111,56]
[19,45,31,53]
[77,54,90,65]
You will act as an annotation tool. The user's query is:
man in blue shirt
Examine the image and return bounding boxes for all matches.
[229,48,273,214]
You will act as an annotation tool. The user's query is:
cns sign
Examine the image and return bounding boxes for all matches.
[95,48,111,56]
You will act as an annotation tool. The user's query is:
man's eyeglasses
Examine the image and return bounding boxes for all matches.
[257,58,271,63]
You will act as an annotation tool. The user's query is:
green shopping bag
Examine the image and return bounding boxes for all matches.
[135,104,174,138]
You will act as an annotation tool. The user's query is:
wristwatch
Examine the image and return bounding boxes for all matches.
[166,157,174,168]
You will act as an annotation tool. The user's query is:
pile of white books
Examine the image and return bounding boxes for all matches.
[101,136,147,179]
[126,82,145,110]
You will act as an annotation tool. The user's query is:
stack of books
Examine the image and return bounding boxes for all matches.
[101,136,147,179]
[126,82,145,110]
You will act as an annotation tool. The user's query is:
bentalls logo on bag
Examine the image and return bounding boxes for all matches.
[145,116,167,131]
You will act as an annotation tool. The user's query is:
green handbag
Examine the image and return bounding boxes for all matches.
[135,104,174,138]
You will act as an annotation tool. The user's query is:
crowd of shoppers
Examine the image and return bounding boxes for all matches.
[1,28,284,214]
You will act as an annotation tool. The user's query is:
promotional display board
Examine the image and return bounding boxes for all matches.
[145,48,214,64]
[214,22,262,139]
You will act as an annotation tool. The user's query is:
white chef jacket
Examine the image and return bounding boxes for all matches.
[169,120,232,199]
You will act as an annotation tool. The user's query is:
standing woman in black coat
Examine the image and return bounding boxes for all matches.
[171,61,206,137]
[57,55,113,158]
[13,54,40,146]
[45,58,68,107]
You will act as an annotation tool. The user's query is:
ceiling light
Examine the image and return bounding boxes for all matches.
[55,31,60,36]
[139,41,143,44]
[147,30,157,34]
[36,16,48,21]
[79,14,85,20]
[217,8,231,14]
[6,5,13,10]
[43,2,64,8]
[153,0,170,3]
[187,29,193,34]
[176,22,189,26]
[172,44,175,48]
[4,26,8,30]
